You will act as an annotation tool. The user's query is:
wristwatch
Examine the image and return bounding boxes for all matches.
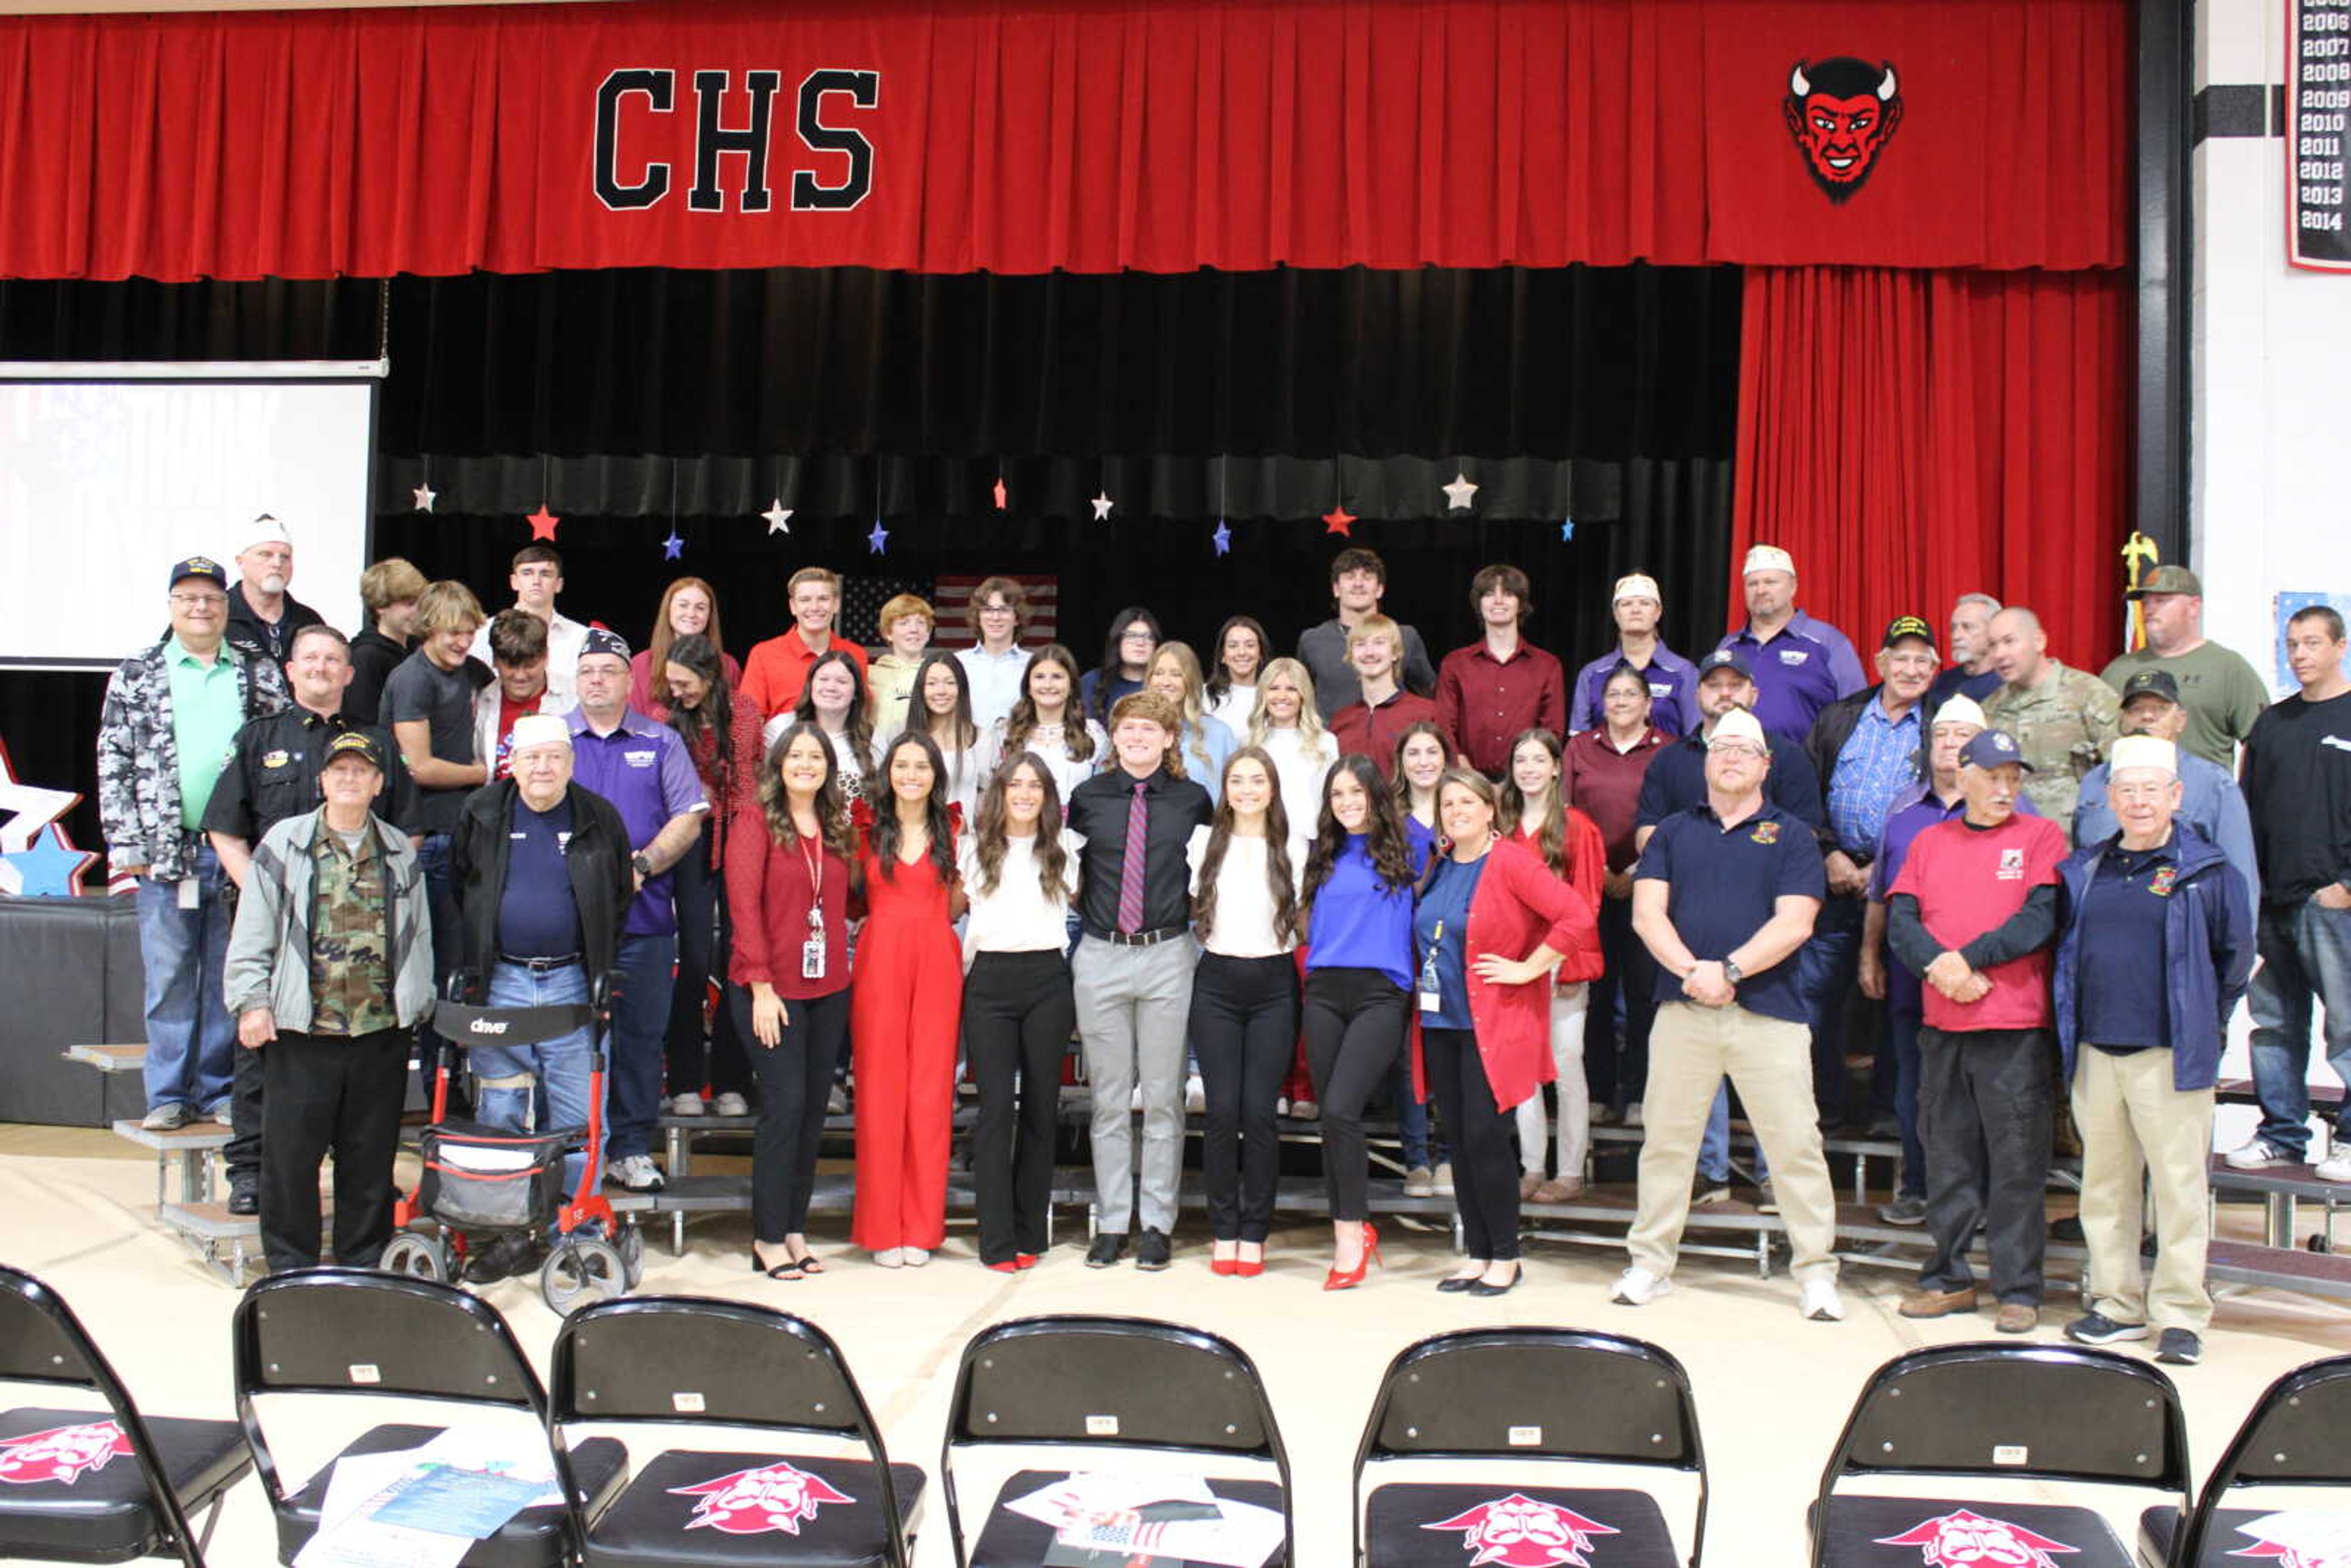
[631,853,654,879]
[1722,958,1744,985]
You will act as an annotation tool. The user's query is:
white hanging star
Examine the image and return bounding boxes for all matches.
[1442,471,1480,511]
[411,482,437,512]
[762,498,794,535]
[1090,491,1114,522]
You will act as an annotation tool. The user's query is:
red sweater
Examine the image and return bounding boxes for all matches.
[1410,837,1603,1113]
[1329,690,1450,779]
[1503,816,1607,985]
[724,805,852,999]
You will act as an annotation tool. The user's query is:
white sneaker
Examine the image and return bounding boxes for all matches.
[827,1085,849,1116]
[607,1153,666,1192]
[1623,1101,1644,1129]
[1611,1267,1672,1306]
[902,1247,931,1267]
[2224,1137,2299,1171]
[2314,1150,2351,1184]
[669,1093,705,1117]
[1432,1161,1455,1196]
[714,1091,750,1117]
[1291,1098,1321,1122]
[1276,1097,1291,1117]
[1799,1278,1847,1321]
[1403,1166,1435,1198]
[1185,1075,1206,1114]
[872,1248,904,1269]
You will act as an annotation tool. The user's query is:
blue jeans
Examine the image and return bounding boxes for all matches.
[2248,899,2351,1158]
[411,833,462,1091]
[1797,893,1864,1118]
[1390,1054,1447,1169]
[474,961,598,1193]
[135,844,236,1113]
[604,931,677,1160]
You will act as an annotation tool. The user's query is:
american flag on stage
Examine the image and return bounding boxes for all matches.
[932,574,1060,651]
[838,576,932,646]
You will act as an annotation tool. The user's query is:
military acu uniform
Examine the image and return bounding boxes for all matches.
[1984,661,2120,836]
[224,788,433,1274]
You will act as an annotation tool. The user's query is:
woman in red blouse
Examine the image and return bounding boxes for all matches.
[661,633,765,1119]
[724,720,857,1278]
[1497,728,1607,1201]
[1562,664,1671,1123]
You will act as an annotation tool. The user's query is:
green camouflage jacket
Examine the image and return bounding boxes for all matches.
[224,808,434,1033]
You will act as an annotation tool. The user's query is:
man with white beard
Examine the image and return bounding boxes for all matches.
[223,514,324,668]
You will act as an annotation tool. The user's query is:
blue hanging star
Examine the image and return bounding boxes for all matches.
[868,519,890,554]
[1212,520,1232,557]
[1559,518,1576,542]
[661,528,684,560]
[3,829,95,898]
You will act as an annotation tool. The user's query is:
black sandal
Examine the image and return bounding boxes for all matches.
[751,1246,806,1280]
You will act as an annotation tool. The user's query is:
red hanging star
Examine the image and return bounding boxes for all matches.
[992,477,1008,511]
[1322,504,1357,537]
[526,503,561,541]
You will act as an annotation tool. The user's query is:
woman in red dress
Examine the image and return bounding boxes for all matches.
[850,729,966,1266]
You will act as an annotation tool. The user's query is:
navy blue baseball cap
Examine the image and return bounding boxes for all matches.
[580,626,631,664]
[169,556,228,590]
[1695,648,1755,682]
[1960,729,2033,772]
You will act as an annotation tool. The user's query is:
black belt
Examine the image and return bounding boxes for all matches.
[498,952,581,972]
[1095,926,1189,948]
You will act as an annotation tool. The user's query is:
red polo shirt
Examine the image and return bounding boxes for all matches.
[1889,812,2069,1032]
[1329,690,1450,779]
[1436,637,1567,775]
[740,628,870,721]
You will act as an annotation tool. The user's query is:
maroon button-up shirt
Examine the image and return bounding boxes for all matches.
[1435,639,1567,775]
[1329,690,1450,780]
[1562,723,1669,871]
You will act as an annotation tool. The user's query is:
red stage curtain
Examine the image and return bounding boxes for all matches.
[0,0,2128,282]
[1730,265,2130,667]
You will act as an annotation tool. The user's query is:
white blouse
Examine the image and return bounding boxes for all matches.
[1256,726,1341,839]
[989,715,1108,812]
[1185,825,1309,958]
[958,828,1084,964]
[1204,683,1258,733]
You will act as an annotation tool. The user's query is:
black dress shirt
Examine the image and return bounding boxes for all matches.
[1066,764,1213,937]
[200,705,418,844]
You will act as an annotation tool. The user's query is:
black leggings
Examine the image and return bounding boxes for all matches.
[666,838,749,1096]
[1422,1026,1522,1261]
[964,950,1076,1262]
[1302,967,1409,1223]
[1191,953,1300,1242]
[741,985,849,1240]
[1586,893,1655,1108]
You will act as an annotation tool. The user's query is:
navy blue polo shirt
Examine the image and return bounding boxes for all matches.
[1634,727,1826,832]
[2075,838,2176,1052]
[1634,801,1827,1024]
[498,797,584,960]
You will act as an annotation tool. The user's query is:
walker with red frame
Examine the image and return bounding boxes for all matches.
[378,969,647,1313]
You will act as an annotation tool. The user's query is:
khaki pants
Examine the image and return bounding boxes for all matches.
[1629,1002,1840,1283]
[2071,1046,2216,1333]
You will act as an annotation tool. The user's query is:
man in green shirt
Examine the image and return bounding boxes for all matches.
[2101,566,2271,768]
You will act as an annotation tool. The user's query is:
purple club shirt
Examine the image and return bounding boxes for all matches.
[1719,609,1867,744]
[566,707,708,937]
[1569,644,1701,739]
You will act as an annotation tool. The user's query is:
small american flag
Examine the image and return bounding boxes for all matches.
[932,573,1060,651]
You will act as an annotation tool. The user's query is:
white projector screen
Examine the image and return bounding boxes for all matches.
[0,363,381,670]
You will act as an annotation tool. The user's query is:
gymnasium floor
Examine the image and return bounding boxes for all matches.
[5,1123,2348,1566]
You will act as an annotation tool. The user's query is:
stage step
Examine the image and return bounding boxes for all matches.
[64,1043,146,1073]
[2207,1238,2351,1299]
[2206,1152,2343,1250]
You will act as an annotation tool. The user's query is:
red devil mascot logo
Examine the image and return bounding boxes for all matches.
[2225,1514,2351,1566]
[1421,1493,1621,1567]
[0,1421,135,1487]
[1875,1509,2082,1567]
[669,1460,854,1535]
[1783,56,1903,201]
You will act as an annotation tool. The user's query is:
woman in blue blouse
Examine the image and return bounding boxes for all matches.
[1299,752,1428,1289]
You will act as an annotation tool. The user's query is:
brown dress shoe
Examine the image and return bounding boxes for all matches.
[1531,1177,1584,1204]
[1519,1171,1544,1199]
[1995,1302,2039,1334]
[1898,1285,1980,1319]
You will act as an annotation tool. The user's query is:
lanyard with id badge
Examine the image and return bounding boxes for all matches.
[800,835,828,980]
[1418,920,1447,1013]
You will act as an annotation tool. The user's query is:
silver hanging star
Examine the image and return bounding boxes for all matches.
[1442,471,1479,511]
[763,498,793,535]
[1090,491,1114,522]
[411,482,437,512]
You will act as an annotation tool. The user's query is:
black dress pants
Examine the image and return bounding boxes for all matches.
[1302,967,1409,1223]
[1917,1025,2053,1304]
[963,950,1076,1262]
[1422,1026,1523,1261]
[260,1028,410,1275]
[666,835,750,1097]
[1190,953,1300,1242]
[742,985,849,1241]
[1585,893,1655,1109]
[224,1033,265,1181]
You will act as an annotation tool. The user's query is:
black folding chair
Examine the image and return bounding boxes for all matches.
[940,1314,1294,1567]
[2140,1352,2351,1567]
[546,1294,923,1566]
[231,1266,628,1566]
[1809,1344,2193,1568]
[1349,1328,1706,1567]
[0,1263,249,1566]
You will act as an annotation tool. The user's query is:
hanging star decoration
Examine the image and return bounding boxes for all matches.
[1322,503,1357,537]
[411,482,437,513]
[992,477,1008,511]
[1441,471,1480,511]
[526,503,561,541]
[1212,520,1232,557]
[1090,491,1114,522]
[0,739,97,898]
[661,528,684,561]
[868,518,890,554]
[1560,518,1576,541]
[762,498,793,535]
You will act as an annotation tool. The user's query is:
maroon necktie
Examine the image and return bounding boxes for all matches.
[1116,779,1149,933]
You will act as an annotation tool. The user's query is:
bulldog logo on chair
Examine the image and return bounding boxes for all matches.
[669,1458,854,1535]
[1874,1508,2080,1566]
[1421,1492,1621,1567]
[0,1420,134,1486]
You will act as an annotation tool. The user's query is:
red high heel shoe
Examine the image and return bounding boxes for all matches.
[1210,1255,1238,1277]
[1014,1253,1039,1270]
[1235,1246,1265,1278]
[1321,1222,1381,1291]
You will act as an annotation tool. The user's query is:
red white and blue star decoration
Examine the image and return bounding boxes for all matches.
[762,498,794,535]
[0,737,97,898]
[411,481,436,513]
[867,517,890,553]
[1090,490,1115,522]
[661,528,684,560]
[527,503,561,541]
[1560,518,1575,541]
[1441,471,1480,511]
[1212,520,1232,557]
[1322,503,1357,536]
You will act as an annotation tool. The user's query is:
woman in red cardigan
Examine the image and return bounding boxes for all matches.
[1497,728,1607,1202]
[1412,767,1602,1296]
